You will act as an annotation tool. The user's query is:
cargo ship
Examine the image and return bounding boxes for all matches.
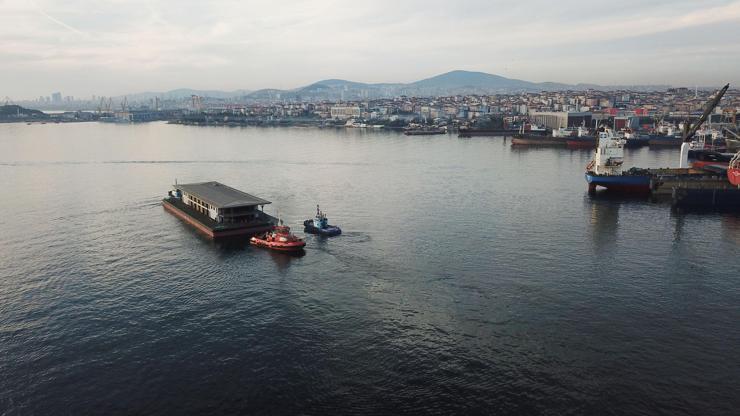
[163,181,276,238]
[585,129,652,192]
[648,134,683,146]
[511,135,565,146]
[557,126,596,148]
[510,124,561,145]
[566,136,597,148]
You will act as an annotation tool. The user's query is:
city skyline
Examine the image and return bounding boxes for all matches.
[2,0,740,99]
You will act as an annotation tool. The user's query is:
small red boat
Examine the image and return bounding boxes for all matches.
[250,223,306,252]
[729,152,740,187]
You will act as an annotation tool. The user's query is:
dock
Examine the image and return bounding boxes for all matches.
[649,169,740,209]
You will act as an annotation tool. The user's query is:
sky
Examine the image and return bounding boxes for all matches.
[1,0,740,99]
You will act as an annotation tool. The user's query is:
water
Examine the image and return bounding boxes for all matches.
[1,122,738,415]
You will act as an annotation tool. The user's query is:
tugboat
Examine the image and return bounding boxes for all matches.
[250,220,306,252]
[304,205,342,236]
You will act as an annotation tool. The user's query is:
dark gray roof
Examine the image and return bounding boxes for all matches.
[176,181,271,208]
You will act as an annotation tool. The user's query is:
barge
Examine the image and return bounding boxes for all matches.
[163,181,276,238]
[457,128,520,137]
[404,128,446,136]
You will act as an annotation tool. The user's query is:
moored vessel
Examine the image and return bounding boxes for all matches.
[585,129,652,193]
[566,136,597,148]
[404,128,446,136]
[648,134,683,147]
[511,135,565,146]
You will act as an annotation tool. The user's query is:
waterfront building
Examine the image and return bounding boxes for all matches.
[330,105,361,119]
[529,111,593,129]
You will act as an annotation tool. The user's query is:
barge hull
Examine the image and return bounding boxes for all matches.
[163,199,273,238]
[585,173,652,193]
[672,188,740,209]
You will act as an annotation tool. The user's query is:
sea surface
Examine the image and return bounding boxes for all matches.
[1,122,738,415]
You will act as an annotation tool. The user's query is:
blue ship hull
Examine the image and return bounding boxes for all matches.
[304,220,342,236]
[585,173,651,193]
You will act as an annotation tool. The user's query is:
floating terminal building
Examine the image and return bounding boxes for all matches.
[163,181,276,238]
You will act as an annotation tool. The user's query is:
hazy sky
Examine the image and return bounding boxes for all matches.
[2,0,740,99]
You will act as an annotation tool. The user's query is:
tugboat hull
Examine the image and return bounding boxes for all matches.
[250,237,305,252]
[304,220,342,236]
[585,173,651,193]
[304,224,342,236]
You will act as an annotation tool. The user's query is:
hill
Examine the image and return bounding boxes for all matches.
[0,105,47,119]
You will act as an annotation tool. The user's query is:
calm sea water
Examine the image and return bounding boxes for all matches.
[1,122,738,415]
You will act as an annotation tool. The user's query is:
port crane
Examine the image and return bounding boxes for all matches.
[190,95,203,112]
[97,97,113,114]
[679,83,729,168]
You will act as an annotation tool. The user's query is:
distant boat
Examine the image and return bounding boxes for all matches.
[648,134,682,146]
[404,127,446,136]
[566,136,597,148]
[457,127,519,137]
[99,115,132,124]
[511,135,565,146]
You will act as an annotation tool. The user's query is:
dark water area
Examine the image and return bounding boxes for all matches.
[1,122,739,415]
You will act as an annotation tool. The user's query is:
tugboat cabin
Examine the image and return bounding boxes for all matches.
[163,181,275,238]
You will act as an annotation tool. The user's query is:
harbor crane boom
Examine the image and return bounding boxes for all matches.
[682,83,729,143]
[678,83,729,168]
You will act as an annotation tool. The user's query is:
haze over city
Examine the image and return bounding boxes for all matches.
[2,0,740,99]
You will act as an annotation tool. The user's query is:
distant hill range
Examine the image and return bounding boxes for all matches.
[103,70,670,103]
[240,70,670,102]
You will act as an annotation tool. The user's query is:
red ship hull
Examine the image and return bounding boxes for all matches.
[566,139,596,148]
[729,168,740,186]
[692,160,729,169]
[250,225,306,252]
[250,238,306,251]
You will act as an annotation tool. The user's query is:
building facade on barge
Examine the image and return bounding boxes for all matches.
[163,181,275,238]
